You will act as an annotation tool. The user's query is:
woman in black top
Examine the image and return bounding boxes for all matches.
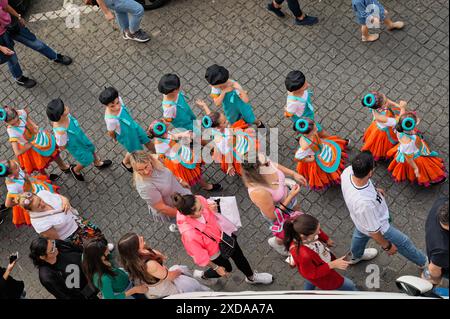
[29,237,98,299]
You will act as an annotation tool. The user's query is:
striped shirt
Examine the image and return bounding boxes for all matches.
[341,166,390,236]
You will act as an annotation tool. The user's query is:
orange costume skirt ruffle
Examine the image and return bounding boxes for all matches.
[218,119,259,177]
[296,136,348,191]
[361,122,398,161]
[11,175,59,227]
[18,145,60,175]
[387,146,447,187]
[162,156,202,187]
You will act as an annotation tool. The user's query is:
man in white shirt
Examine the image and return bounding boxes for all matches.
[341,151,427,267]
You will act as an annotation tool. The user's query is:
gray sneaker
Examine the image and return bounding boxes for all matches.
[125,29,150,43]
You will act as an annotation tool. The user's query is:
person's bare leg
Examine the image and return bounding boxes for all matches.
[123,152,132,168]
[55,155,70,171]
[73,164,84,174]
[93,153,102,166]
[361,25,379,42]
[384,18,404,31]
[199,177,213,190]
[318,129,331,138]
[145,141,156,153]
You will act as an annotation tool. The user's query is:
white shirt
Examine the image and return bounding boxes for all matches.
[29,190,79,240]
[286,90,309,117]
[341,166,390,236]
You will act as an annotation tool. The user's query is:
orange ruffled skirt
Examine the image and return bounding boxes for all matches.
[296,136,348,191]
[162,157,202,186]
[361,122,398,161]
[387,145,447,187]
[18,145,60,175]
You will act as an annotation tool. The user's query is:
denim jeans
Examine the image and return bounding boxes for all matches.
[2,26,58,79]
[304,277,358,291]
[104,0,144,34]
[351,226,427,267]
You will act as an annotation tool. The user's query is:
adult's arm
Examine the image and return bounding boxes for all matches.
[146,260,181,282]
[152,200,178,218]
[96,0,113,16]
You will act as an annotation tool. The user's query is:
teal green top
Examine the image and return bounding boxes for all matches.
[93,267,130,299]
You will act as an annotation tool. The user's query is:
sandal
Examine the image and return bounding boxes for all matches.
[204,183,223,192]
[121,161,133,173]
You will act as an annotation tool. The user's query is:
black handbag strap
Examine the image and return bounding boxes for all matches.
[194,227,234,248]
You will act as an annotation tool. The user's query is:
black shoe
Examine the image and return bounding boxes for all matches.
[69,165,85,182]
[294,15,319,26]
[61,166,71,174]
[121,161,134,173]
[49,174,61,182]
[124,29,150,43]
[54,54,72,65]
[267,3,285,18]
[95,160,113,170]
[205,183,223,192]
[16,76,37,88]
[257,121,266,129]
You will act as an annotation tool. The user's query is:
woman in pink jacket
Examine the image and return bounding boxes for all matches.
[174,193,273,285]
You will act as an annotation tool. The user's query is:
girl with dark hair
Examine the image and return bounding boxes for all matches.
[360,91,407,161]
[174,193,273,286]
[148,119,221,192]
[283,214,357,291]
[118,233,209,298]
[196,99,259,176]
[294,118,348,190]
[386,113,447,186]
[0,105,70,178]
[241,152,307,256]
[82,238,149,299]
[1,158,57,227]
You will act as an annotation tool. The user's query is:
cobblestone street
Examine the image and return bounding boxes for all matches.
[0,0,448,298]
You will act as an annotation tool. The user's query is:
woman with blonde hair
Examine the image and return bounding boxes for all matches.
[130,150,191,231]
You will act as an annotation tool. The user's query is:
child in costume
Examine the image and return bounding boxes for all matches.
[360,91,407,161]
[284,70,329,138]
[47,98,112,182]
[352,0,404,42]
[148,120,221,192]
[205,64,265,129]
[387,113,447,186]
[196,100,259,177]
[99,87,154,173]
[159,74,197,133]
[294,118,348,191]
[1,105,70,180]
[0,159,57,227]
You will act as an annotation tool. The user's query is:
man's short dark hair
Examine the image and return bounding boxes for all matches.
[99,87,119,105]
[352,151,374,178]
[438,202,449,226]
[46,98,65,122]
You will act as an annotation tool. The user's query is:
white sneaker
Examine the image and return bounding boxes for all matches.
[107,243,115,252]
[168,224,178,233]
[193,270,219,286]
[245,271,273,285]
[268,237,289,256]
[349,248,378,265]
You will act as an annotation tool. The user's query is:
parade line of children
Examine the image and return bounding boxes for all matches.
[0,64,447,298]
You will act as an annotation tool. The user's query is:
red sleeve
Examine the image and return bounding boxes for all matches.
[318,228,329,242]
[298,247,332,280]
